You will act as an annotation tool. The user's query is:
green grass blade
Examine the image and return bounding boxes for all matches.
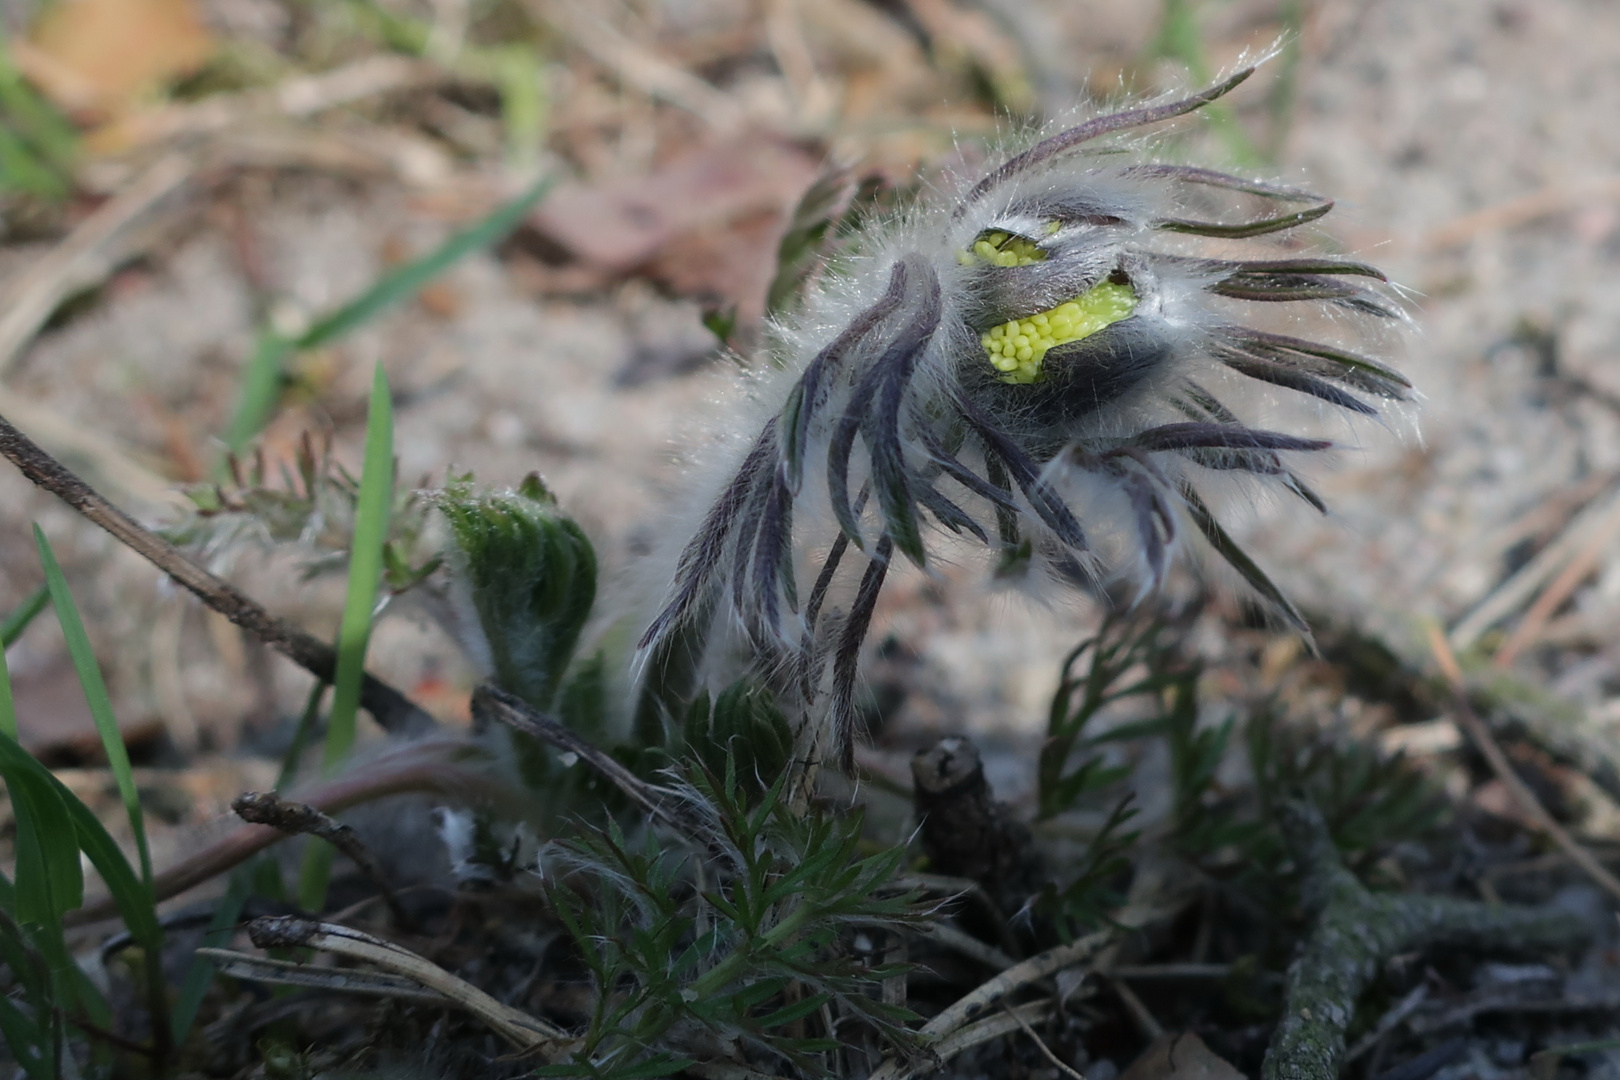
[221,331,294,459]
[0,649,13,915]
[322,365,394,772]
[5,765,82,925]
[0,612,15,743]
[275,678,328,791]
[171,868,250,1044]
[0,46,77,171]
[496,47,547,171]
[219,177,550,457]
[33,525,153,888]
[1,582,49,650]
[0,731,161,1045]
[299,364,393,910]
[0,634,15,910]
[1150,0,1267,168]
[294,176,553,350]
[0,992,52,1080]
[0,43,75,202]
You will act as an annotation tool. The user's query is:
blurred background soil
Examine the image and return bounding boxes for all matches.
[3,0,1620,895]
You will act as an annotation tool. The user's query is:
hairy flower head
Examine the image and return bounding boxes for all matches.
[639,60,1412,773]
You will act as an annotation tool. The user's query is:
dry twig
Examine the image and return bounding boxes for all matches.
[0,155,193,376]
[1493,504,1620,665]
[69,737,483,925]
[0,386,184,509]
[96,55,446,150]
[866,931,1111,1080]
[529,0,743,129]
[1417,175,1620,252]
[1002,1000,1086,1080]
[243,917,572,1054]
[198,949,449,1002]
[1428,626,1620,904]
[471,683,691,833]
[232,791,412,927]
[914,921,1018,972]
[1261,800,1591,1080]
[1450,485,1620,651]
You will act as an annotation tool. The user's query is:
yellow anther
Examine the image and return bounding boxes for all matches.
[980,278,1137,385]
[962,228,1048,268]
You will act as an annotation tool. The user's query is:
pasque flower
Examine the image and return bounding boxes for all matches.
[640,61,1411,771]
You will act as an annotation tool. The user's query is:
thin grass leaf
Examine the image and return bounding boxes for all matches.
[0,731,160,1040]
[0,735,145,937]
[1,582,48,650]
[299,365,394,911]
[0,616,13,743]
[221,331,294,459]
[0,910,55,1058]
[0,46,75,200]
[298,177,552,349]
[33,526,153,888]
[1149,0,1267,168]
[5,763,82,925]
[0,992,51,1080]
[221,177,552,456]
[171,869,251,1044]
[275,679,328,791]
[495,46,546,171]
[0,50,75,167]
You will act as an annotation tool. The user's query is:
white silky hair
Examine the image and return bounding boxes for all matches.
[629,54,1414,760]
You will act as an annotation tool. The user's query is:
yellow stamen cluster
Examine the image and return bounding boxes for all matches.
[981,279,1137,385]
[959,230,1047,268]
